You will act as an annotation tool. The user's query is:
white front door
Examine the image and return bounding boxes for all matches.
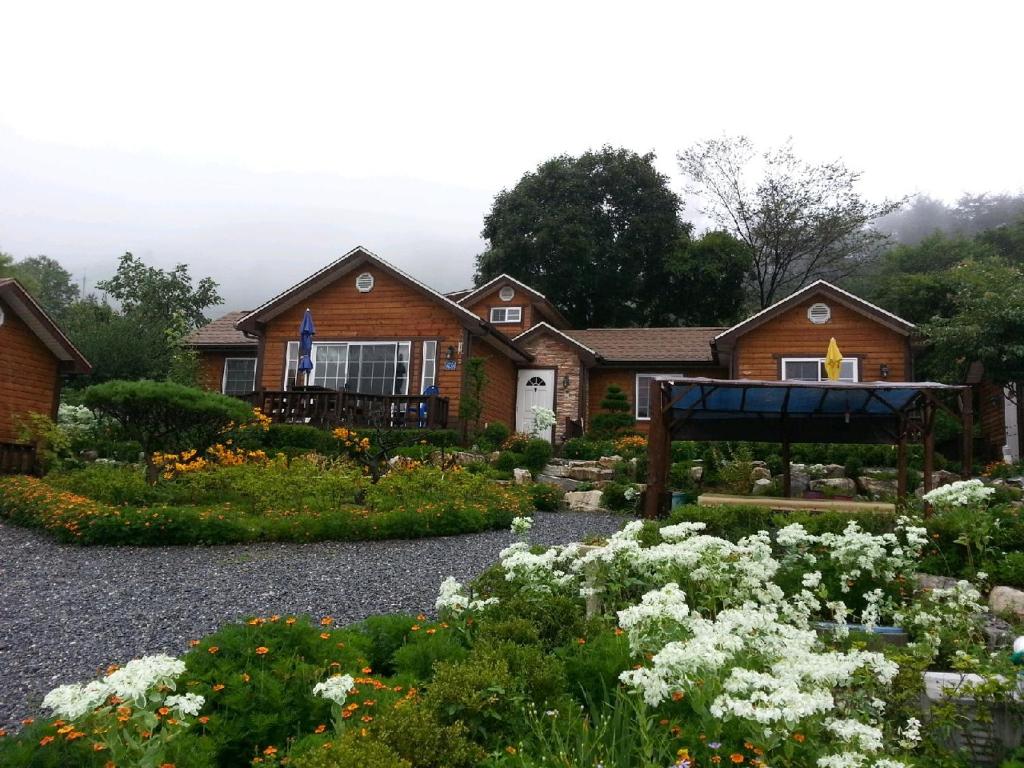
[516,368,555,440]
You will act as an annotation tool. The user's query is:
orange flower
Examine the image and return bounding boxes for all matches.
[198,716,210,725]
[711,758,722,765]
[158,707,170,716]
[39,736,55,746]
[242,673,251,683]
[321,617,334,626]
[21,718,34,726]
[255,646,269,655]
[208,646,219,654]
[264,746,278,756]
[213,684,225,692]
[792,732,805,743]
[93,742,107,751]
[285,617,296,625]
[315,724,327,734]
[671,691,685,702]
[320,633,330,640]
[189,640,200,647]
[159,764,176,768]
[731,755,744,764]
[361,666,372,674]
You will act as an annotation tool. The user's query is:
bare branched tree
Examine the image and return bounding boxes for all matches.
[678,136,903,308]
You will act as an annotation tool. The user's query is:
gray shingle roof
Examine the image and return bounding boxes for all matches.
[186,311,256,347]
[566,327,725,363]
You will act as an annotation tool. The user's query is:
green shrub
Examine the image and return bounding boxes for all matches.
[474,616,542,647]
[529,482,564,511]
[477,421,511,452]
[182,616,372,766]
[600,481,634,511]
[82,380,257,483]
[561,438,614,460]
[262,423,337,454]
[424,652,519,744]
[522,438,554,472]
[370,700,484,768]
[990,551,1024,588]
[589,384,634,439]
[559,629,634,706]
[494,451,522,472]
[391,629,468,680]
[47,463,160,506]
[350,614,419,675]
[291,732,410,768]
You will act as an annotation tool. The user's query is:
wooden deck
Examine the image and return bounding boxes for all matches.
[697,493,896,513]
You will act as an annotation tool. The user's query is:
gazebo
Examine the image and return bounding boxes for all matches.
[643,377,973,518]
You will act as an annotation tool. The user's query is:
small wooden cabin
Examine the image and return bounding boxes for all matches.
[0,279,91,471]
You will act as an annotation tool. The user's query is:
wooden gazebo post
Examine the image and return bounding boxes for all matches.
[896,415,909,501]
[961,387,974,478]
[645,378,670,519]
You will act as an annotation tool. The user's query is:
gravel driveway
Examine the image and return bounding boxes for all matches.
[0,512,626,729]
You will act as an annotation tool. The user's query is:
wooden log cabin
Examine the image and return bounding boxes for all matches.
[0,279,91,472]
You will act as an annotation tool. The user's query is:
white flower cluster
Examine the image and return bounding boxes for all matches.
[435,576,500,616]
[922,478,995,508]
[616,582,690,653]
[164,692,206,717]
[510,516,533,536]
[894,579,986,655]
[42,654,188,720]
[313,673,355,706]
[530,405,556,434]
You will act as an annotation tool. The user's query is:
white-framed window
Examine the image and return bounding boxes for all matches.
[635,373,685,420]
[781,357,859,383]
[421,340,438,392]
[490,306,522,324]
[222,357,257,395]
[284,340,411,394]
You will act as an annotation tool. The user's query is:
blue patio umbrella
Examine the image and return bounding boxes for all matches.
[297,308,315,387]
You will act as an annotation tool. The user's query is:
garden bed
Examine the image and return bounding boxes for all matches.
[0,460,532,546]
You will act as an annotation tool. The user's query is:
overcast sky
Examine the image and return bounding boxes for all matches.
[1,1,1021,312]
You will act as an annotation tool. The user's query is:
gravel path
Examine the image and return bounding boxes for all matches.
[0,512,626,729]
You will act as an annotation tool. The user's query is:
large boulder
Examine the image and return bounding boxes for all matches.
[569,466,614,482]
[751,478,773,496]
[822,463,847,479]
[857,476,899,499]
[452,451,488,466]
[989,586,1024,618]
[565,490,606,512]
[809,477,857,495]
[598,455,623,469]
[789,468,810,496]
[541,463,570,478]
[513,468,532,485]
[535,474,582,492]
[750,466,772,483]
[915,573,960,592]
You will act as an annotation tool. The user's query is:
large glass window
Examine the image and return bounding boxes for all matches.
[222,358,257,395]
[635,373,685,420]
[285,340,411,394]
[781,358,859,383]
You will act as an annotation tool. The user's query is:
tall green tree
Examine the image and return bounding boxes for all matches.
[476,147,706,327]
[97,251,222,328]
[8,255,80,319]
[678,136,901,308]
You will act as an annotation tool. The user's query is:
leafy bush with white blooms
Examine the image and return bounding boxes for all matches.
[922,478,995,510]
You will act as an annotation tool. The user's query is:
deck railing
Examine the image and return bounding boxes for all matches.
[0,442,37,474]
[244,388,450,430]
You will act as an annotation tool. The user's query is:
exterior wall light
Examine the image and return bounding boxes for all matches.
[879,363,890,379]
[562,375,571,390]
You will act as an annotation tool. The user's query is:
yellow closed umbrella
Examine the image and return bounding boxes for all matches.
[824,337,843,381]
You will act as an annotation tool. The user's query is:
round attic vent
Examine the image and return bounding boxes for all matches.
[355,272,375,293]
[499,285,515,301]
[807,302,831,324]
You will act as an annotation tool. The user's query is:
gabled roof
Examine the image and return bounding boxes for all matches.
[513,322,600,364]
[569,327,726,364]
[458,273,571,328]
[713,280,916,349]
[234,247,531,363]
[0,279,91,373]
[186,311,257,347]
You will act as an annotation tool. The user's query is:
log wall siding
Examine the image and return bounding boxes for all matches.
[0,297,60,442]
[588,366,727,435]
[732,299,910,382]
[466,291,533,337]
[978,382,1008,461]
[257,266,468,417]
[469,339,517,430]
[198,352,227,392]
[516,332,585,441]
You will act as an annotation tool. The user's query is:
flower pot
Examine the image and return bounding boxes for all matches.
[670,491,692,509]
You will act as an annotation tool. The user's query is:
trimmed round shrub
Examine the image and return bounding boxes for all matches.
[530,482,564,511]
[522,438,553,473]
[291,732,410,768]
